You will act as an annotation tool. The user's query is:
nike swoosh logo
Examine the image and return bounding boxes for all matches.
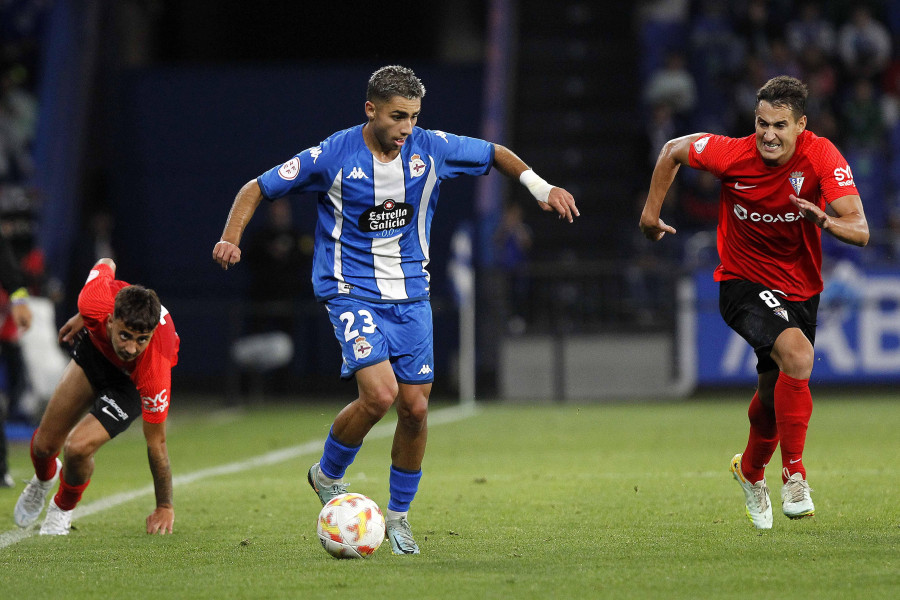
[734,182,757,189]
[789,458,802,464]
[101,406,120,421]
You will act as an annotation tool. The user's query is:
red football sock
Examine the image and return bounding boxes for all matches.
[774,372,812,483]
[55,471,90,511]
[30,430,60,482]
[741,391,779,483]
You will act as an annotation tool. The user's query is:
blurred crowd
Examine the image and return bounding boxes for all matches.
[1,1,55,428]
[637,0,900,264]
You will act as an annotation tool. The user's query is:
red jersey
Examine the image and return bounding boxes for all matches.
[689,130,858,301]
[77,264,180,423]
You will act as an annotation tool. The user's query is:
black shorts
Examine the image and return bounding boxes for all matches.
[71,330,142,438]
[719,279,819,374]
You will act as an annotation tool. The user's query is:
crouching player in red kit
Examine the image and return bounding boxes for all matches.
[640,76,869,529]
[13,258,179,535]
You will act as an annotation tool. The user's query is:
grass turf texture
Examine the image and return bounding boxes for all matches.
[0,395,897,599]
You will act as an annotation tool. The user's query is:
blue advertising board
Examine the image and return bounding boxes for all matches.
[692,263,900,385]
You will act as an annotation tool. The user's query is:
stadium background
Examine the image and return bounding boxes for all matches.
[2,0,899,407]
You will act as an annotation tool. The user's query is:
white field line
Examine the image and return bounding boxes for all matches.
[0,402,479,549]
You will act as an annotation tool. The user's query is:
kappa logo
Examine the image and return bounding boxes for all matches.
[418,364,432,375]
[310,146,322,163]
[433,130,449,143]
[409,153,426,178]
[278,157,300,180]
[693,136,710,153]
[346,167,369,180]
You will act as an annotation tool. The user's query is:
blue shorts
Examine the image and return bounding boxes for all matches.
[324,297,434,384]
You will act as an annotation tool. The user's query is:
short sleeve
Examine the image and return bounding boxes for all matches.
[258,143,334,200]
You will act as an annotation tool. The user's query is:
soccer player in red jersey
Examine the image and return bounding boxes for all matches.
[639,76,869,529]
[13,258,180,535]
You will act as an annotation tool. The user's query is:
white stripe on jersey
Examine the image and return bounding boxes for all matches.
[327,170,345,286]
[415,156,438,283]
[372,156,407,299]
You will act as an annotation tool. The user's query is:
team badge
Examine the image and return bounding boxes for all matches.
[278,157,300,180]
[693,136,709,153]
[353,336,373,360]
[409,154,426,178]
[773,307,789,321]
[789,171,805,195]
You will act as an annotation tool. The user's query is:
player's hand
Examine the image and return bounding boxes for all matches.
[212,240,241,270]
[146,506,174,535]
[790,194,827,228]
[11,303,32,331]
[58,313,84,344]
[639,215,677,241]
[540,187,579,223]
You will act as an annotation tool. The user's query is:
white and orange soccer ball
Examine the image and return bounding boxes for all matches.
[316,493,386,559]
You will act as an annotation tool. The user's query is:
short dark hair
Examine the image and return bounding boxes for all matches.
[366,65,426,103]
[113,285,161,333]
[756,76,808,120]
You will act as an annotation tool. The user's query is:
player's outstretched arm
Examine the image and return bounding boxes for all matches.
[492,144,579,223]
[144,420,174,534]
[790,194,869,247]
[212,179,264,270]
[639,133,707,241]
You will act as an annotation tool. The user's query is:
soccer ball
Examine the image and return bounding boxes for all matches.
[316,493,386,559]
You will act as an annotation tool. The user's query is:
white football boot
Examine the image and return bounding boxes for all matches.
[730,453,773,529]
[40,499,74,535]
[781,470,815,519]
[14,458,62,527]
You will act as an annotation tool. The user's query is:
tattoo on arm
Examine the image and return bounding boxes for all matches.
[148,445,173,507]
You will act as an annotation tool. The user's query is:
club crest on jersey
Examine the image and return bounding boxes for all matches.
[773,306,789,321]
[789,171,805,195]
[359,199,414,233]
[409,154,427,178]
[693,136,710,153]
[278,157,300,180]
[353,336,373,360]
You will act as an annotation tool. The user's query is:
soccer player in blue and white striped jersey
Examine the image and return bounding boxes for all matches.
[212,65,578,554]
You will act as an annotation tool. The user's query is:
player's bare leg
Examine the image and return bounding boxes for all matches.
[31,361,96,460]
[384,382,430,554]
[332,360,399,445]
[308,361,398,505]
[15,361,94,528]
[770,328,816,518]
[40,414,110,535]
[391,382,430,472]
[61,414,110,487]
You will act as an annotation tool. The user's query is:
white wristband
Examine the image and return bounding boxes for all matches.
[519,169,553,203]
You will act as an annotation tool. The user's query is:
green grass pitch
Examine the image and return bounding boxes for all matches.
[1,394,897,599]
